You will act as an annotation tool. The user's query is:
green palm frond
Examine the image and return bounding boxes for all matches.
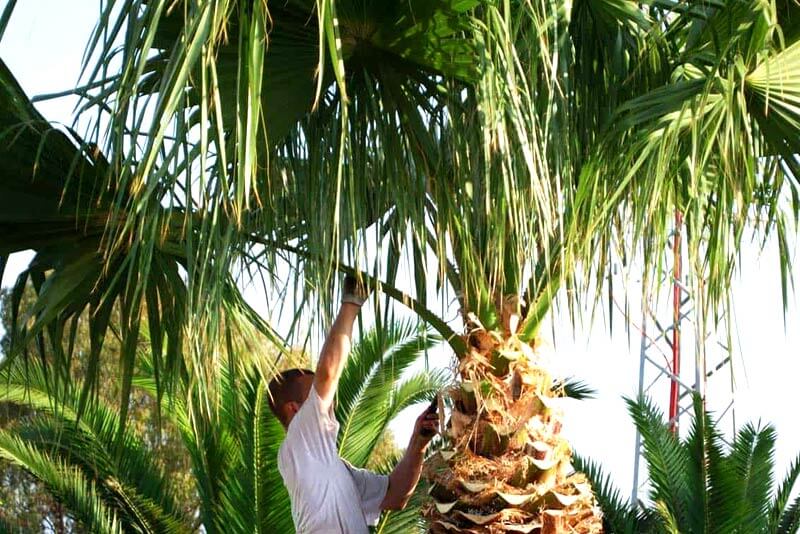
[50,0,573,337]
[0,360,188,531]
[385,370,448,424]
[0,430,122,534]
[580,394,800,533]
[0,55,287,420]
[608,396,800,532]
[336,321,444,467]
[71,355,240,533]
[626,396,692,526]
[778,493,800,534]
[747,38,800,176]
[252,383,278,534]
[554,377,597,400]
[253,390,293,534]
[11,417,188,534]
[726,422,777,532]
[215,368,293,534]
[186,419,240,533]
[572,454,655,534]
[132,361,241,534]
[653,499,681,534]
[683,395,711,532]
[771,453,800,532]
[572,0,800,317]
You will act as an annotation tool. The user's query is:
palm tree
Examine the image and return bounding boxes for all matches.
[575,396,800,534]
[0,321,446,533]
[2,0,800,531]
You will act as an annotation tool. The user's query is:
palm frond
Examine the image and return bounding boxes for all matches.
[133,361,238,534]
[653,499,681,534]
[703,402,742,533]
[572,453,654,534]
[337,321,443,467]
[554,377,597,400]
[771,452,800,532]
[683,395,710,532]
[11,417,187,534]
[214,369,293,534]
[0,430,122,534]
[571,0,800,320]
[583,393,800,533]
[625,395,691,526]
[252,388,294,534]
[778,492,800,534]
[63,0,579,342]
[726,422,777,532]
[0,56,287,419]
[0,360,188,531]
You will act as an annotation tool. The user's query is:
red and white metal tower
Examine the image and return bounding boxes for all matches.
[630,214,737,506]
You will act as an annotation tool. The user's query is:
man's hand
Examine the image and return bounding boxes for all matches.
[410,399,440,451]
[342,274,370,306]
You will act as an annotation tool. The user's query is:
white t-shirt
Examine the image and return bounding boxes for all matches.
[278,385,389,534]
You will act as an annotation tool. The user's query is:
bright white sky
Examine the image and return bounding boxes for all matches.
[1,0,798,505]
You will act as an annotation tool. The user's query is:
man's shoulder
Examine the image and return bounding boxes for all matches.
[277,412,316,469]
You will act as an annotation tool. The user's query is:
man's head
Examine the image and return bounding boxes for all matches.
[268,368,315,428]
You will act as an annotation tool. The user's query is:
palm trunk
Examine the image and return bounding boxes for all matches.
[54,502,66,534]
[422,299,603,533]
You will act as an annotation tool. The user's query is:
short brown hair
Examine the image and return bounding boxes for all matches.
[267,368,314,426]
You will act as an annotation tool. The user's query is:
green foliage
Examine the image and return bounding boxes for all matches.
[572,454,658,534]
[555,377,597,401]
[571,1,800,318]
[0,0,797,419]
[336,321,444,466]
[0,431,122,534]
[0,57,286,418]
[0,1,799,527]
[0,321,445,533]
[578,395,800,533]
[0,286,197,531]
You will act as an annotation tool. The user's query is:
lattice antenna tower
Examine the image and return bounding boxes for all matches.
[630,213,737,507]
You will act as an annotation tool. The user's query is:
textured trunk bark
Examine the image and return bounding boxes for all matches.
[55,502,66,534]
[422,300,604,533]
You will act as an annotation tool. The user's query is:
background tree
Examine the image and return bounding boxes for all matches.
[0,288,66,532]
[575,396,800,534]
[0,286,197,531]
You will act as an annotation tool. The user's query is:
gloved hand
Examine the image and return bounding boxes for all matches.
[342,274,370,306]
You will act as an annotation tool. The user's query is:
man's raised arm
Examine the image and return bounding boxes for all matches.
[313,276,369,411]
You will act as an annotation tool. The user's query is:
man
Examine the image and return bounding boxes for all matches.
[268,276,439,533]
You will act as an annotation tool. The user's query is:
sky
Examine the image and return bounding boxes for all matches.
[1,0,798,505]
